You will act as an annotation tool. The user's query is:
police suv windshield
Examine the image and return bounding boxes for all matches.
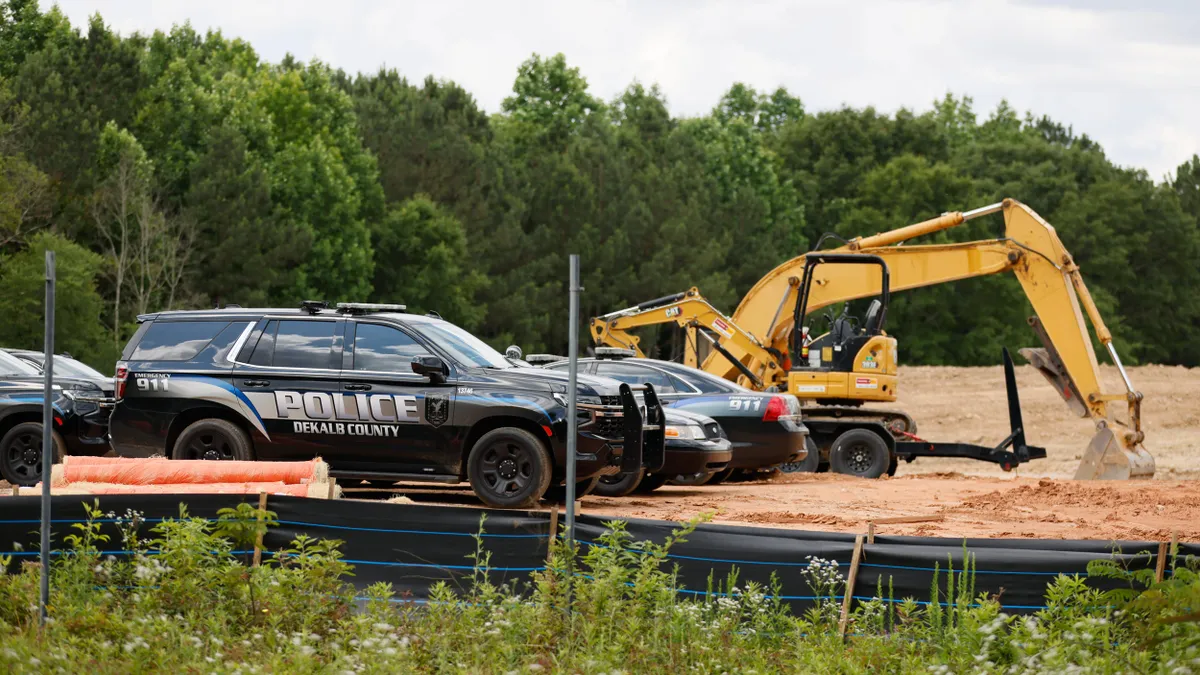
[414,321,512,369]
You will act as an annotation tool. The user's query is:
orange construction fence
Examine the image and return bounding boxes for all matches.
[52,456,328,487]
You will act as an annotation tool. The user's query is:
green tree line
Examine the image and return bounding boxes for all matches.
[1,1,1197,370]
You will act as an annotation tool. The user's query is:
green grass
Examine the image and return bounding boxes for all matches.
[0,501,1196,674]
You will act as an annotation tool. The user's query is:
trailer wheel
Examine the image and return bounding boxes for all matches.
[830,429,890,479]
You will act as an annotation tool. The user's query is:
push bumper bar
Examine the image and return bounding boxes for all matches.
[617,383,666,473]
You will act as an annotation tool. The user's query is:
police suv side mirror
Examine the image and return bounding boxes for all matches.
[411,355,447,382]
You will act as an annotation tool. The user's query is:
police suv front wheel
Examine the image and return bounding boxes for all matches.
[467,428,553,509]
[172,419,254,462]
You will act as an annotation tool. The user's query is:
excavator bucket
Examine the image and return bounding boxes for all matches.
[1074,426,1155,480]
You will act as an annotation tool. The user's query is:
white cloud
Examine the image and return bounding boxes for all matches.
[51,0,1200,178]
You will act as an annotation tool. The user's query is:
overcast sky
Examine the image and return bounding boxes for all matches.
[55,0,1200,180]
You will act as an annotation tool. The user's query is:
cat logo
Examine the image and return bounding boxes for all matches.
[425,393,450,427]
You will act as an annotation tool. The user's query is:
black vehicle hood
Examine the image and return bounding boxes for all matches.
[6,374,108,394]
[466,366,625,397]
[0,379,54,394]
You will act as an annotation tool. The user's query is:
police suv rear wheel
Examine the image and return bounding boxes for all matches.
[172,419,254,462]
[0,422,64,486]
[467,428,552,509]
[594,470,643,497]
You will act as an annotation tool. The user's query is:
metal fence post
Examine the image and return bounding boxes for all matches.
[563,255,582,613]
[40,250,55,627]
[564,254,581,545]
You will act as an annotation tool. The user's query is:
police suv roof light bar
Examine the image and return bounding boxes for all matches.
[335,302,408,315]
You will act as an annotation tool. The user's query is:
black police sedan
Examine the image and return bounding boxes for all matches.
[542,352,808,482]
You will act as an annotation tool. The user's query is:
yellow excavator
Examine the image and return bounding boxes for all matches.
[590,198,1154,480]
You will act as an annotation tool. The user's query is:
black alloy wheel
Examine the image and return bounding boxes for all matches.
[1,423,50,486]
[468,427,552,509]
[188,431,237,461]
[171,419,254,462]
[479,440,537,497]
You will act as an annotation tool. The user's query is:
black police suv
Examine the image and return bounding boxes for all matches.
[593,406,732,497]
[543,352,808,482]
[1,352,114,485]
[108,302,664,509]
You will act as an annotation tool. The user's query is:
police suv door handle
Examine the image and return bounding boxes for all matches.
[343,383,372,392]
[242,379,271,388]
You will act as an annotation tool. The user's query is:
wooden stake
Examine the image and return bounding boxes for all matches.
[867,522,876,545]
[1154,541,1169,583]
[838,534,865,639]
[10,485,19,497]
[872,514,944,525]
[252,491,268,567]
[546,507,560,562]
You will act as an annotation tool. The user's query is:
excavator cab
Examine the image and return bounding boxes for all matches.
[785,253,900,405]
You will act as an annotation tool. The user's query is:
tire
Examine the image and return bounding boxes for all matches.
[707,467,736,485]
[781,437,822,473]
[543,475,600,503]
[829,429,891,479]
[593,471,644,497]
[0,422,64,487]
[171,419,254,461]
[467,427,553,509]
[635,473,669,493]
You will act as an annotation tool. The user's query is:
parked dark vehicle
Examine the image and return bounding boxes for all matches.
[544,352,808,482]
[594,407,732,497]
[0,366,113,486]
[2,348,114,397]
[108,302,664,509]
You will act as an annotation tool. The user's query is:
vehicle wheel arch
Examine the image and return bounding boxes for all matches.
[460,415,552,478]
[166,406,256,458]
[0,409,42,440]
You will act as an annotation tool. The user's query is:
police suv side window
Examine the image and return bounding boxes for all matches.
[272,320,338,369]
[131,321,231,361]
[352,323,430,374]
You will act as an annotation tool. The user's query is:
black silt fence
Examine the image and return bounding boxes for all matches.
[1,494,1194,614]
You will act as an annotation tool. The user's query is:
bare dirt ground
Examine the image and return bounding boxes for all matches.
[579,363,1200,541]
[4,365,1196,541]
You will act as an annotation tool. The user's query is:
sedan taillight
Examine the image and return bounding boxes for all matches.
[762,395,788,422]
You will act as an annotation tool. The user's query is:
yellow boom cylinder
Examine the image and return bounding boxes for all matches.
[846,202,1004,251]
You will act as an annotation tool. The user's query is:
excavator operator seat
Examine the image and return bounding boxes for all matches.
[831,316,856,346]
[863,299,883,336]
